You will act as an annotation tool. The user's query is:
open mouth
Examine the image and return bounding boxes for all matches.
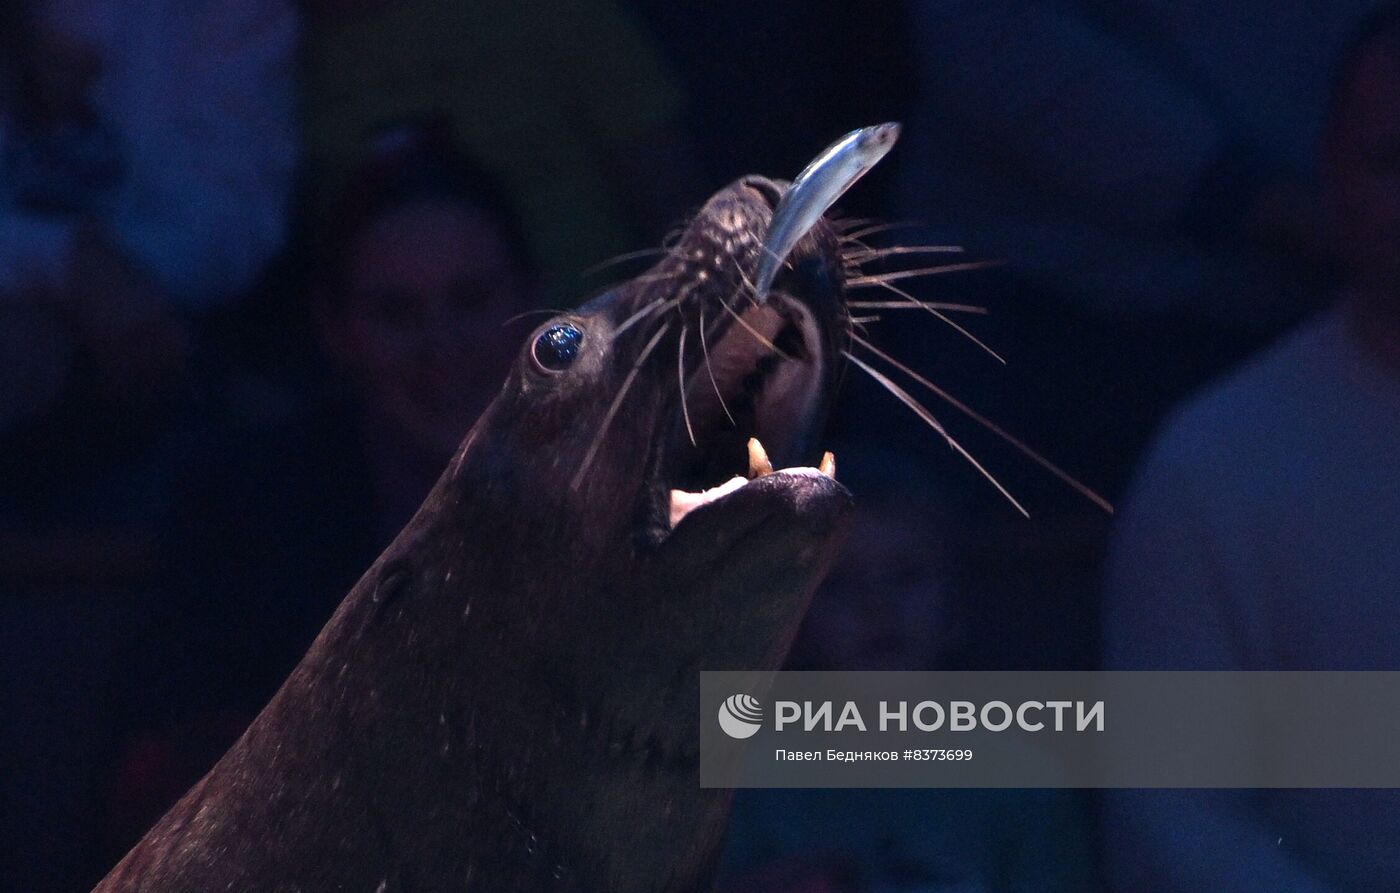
[660,285,838,532]
[632,126,912,537]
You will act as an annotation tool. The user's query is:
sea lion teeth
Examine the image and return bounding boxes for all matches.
[747,437,773,477]
[669,457,840,528]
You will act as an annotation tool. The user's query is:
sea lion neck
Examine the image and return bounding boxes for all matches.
[94,170,861,893]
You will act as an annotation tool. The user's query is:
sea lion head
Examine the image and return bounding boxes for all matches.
[442,175,852,701]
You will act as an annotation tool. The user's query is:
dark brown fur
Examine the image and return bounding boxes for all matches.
[95,178,855,893]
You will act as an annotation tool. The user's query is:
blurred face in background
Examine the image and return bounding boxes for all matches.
[791,502,946,671]
[322,197,531,463]
[1326,40,1400,302]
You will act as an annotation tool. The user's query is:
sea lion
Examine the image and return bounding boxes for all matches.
[94,175,856,892]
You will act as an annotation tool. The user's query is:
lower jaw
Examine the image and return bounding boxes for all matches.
[667,436,836,529]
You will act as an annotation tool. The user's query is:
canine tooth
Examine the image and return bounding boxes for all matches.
[747,438,773,477]
[819,451,836,478]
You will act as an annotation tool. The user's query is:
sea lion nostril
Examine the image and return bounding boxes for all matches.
[738,175,786,207]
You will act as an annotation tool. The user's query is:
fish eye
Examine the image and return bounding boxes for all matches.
[532,323,584,373]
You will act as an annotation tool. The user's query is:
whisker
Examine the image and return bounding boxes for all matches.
[661,224,687,251]
[571,324,670,491]
[847,300,988,315]
[833,216,882,233]
[841,220,928,242]
[847,315,874,337]
[862,279,1008,363]
[843,245,966,262]
[733,256,772,310]
[624,272,681,288]
[697,307,736,427]
[614,296,680,338]
[718,289,795,361]
[846,260,1004,287]
[580,247,667,278]
[849,333,1113,514]
[866,280,1005,364]
[677,324,697,447]
[844,350,1028,517]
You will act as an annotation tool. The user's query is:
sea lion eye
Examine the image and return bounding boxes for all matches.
[532,324,584,372]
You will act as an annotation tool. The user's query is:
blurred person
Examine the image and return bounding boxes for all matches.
[0,2,295,889]
[0,0,296,431]
[785,450,956,673]
[103,143,540,864]
[1101,6,1400,890]
[310,135,536,531]
[896,1,1393,507]
[902,0,1374,331]
[720,449,1097,892]
[300,0,700,301]
[890,0,1400,727]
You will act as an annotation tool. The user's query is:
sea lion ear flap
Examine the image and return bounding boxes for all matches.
[362,553,416,627]
[349,516,437,633]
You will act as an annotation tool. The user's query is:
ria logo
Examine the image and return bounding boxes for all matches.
[718,693,764,739]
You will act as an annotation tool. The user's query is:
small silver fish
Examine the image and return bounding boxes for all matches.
[752,122,901,303]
